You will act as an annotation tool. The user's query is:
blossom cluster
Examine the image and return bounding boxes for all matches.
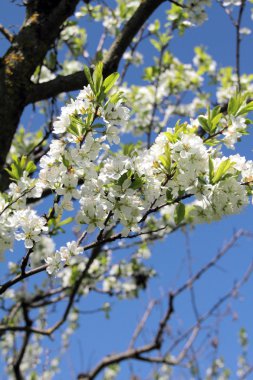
[1,64,253,281]
[75,1,141,36]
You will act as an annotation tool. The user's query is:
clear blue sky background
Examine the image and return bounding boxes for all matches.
[1,1,253,379]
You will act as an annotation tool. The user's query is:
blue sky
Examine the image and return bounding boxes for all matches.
[1,1,253,379]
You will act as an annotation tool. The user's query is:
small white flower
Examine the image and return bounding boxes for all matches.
[239,27,251,35]
[45,253,63,275]
[58,241,83,262]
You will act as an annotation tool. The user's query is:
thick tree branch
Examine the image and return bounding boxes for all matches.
[26,70,87,104]
[0,0,81,190]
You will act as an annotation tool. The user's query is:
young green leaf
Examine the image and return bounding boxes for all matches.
[198,116,210,133]
[26,161,37,174]
[103,72,120,94]
[212,159,234,184]
[174,202,185,225]
[93,61,104,95]
[83,65,95,93]
[208,156,214,182]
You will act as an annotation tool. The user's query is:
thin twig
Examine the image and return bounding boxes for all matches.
[129,299,158,349]
[235,0,246,91]
[0,23,14,42]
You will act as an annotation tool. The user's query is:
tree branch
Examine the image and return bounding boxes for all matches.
[235,0,246,91]
[26,0,166,104]
[0,0,81,189]
[13,304,32,380]
[78,292,174,380]
[0,23,14,42]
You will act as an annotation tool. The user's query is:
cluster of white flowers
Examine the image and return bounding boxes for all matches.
[0,331,60,380]
[61,60,83,75]
[185,0,211,26]
[123,50,143,66]
[122,56,204,135]
[60,24,81,41]
[160,63,203,94]
[193,46,217,75]
[8,209,48,249]
[75,1,140,36]
[45,241,83,275]
[102,258,155,298]
[0,187,47,254]
[3,1,253,378]
[216,72,253,104]
[167,0,210,28]
[222,115,248,149]
[1,69,253,278]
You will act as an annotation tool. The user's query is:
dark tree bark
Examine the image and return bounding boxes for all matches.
[0,0,80,190]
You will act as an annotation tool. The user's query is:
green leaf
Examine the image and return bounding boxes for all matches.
[210,113,223,132]
[144,67,154,81]
[174,203,185,225]
[5,155,36,181]
[68,114,86,137]
[20,155,27,169]
[239,327,248,347]
[131,177,144,190]
[109,91,124,104]
[122,143,135,156]
[103,72,120,93]
[93,61,103,95]
[228,95,238,116]
[204,138,220,146]
[150,38,161,51]
[5,166,19,181]
[198,106,223,135]
[62,155,70,168]
[166,189,173,201]
[211,105,221,118]
[83,65,95,93]
[58,217,74,227]
[117,172,129,187]
[30,372,37,380]
[26,160,36,174]
[198,116,210,133]
[208,156,214,182]
[212,159,234,184]
[227,93,250,117]
[237,101,253,116]
[164,131,177,143]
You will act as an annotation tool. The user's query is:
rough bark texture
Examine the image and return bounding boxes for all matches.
[0,0,80,190]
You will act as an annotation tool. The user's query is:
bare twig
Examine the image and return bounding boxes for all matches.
[129,299,158,349]
[184,230,200,320]
[236,0,246,91]
[26,0,167,104]
[173,230,251,298]
[78,292,175,379]
[0,23,14,42]
[0,264,47,295]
